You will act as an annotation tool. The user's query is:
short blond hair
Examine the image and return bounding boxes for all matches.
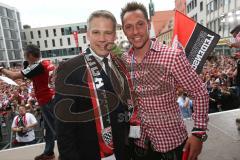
[87,10,117,30]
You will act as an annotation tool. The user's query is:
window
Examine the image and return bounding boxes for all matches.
[0,7,4,16]
[9,20,17,29]
[194,0,197,7]
[45,30,49,37]
[192,14,197,21]
[16,12,20,21]
[0,40,4,49]
[200,2,203,11]
[213,20,216,32]
[38,30,41,38]
[6,9,14,19]
[44,40,48,48]
[14,50,21,59]
[37,41,40,47]
[67,38,71,45]
[0,50,5,60]
[6,40,13,49]
[13,41,20,49]
[214,0,218,11]
[83,36,86,44]
[21,32,26,40]
[191,1,194,9]
[69,27,72,34]
[4,30,11,39]
[218,18,221,32]
[8,50,15,60]
[30,31,34,39]
[207,3,210,14]
[77,26,80,31]
[2,18,9,28]
[3,8,7,16]
[53,29,57,36]
[211,1,214,11]
[61,28,64,35]
[60,38,63,46]
[52,39,55,47]
[79,47,82,53]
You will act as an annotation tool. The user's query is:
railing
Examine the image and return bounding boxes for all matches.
[0,110,44,150]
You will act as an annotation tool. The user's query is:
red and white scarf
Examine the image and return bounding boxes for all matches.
[83,48,140,160]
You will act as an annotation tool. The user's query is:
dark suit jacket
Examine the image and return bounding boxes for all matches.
[54,54,130,160]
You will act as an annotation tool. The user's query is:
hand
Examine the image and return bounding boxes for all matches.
[183,135,203,160]
[17,127,24,132]
[210,98,215,102]
[225,40,232,48]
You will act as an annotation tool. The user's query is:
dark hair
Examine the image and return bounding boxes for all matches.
[23,61,29,69]
[121,2,148,24]
[24,44,40,58]
[87,10,116,30]
[230,25,240,34]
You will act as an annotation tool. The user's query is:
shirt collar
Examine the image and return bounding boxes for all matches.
[149,38,163,52]
[90,48,111,62]
[128,38,163,57]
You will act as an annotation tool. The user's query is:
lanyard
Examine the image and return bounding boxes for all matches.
[131,54,136,91]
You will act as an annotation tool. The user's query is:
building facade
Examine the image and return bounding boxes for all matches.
[24,23,127,63]
[0,3,24,67]
[206,0,240,55]
[176,0,187,14]
[151,10,175,45]
[158,17,174,46]
[186,0,207,26]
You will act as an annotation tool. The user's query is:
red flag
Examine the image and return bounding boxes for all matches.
[72,31,79,48]
[172,10,220,74]
[172,10,196,49]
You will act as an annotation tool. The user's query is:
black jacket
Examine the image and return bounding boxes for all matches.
[54,54,130,160]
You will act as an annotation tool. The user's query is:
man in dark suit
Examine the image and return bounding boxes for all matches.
[54,10,139,160]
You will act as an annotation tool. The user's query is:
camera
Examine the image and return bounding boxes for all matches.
[17,127,28,137]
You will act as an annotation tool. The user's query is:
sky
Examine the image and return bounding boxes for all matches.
[0,0,175,28]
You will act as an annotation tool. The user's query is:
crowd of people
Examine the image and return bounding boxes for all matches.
[0,66,41,144]
[0,44,56,160]
[176,54,240,120]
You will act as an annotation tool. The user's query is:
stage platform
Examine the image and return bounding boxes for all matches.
[0,109,240,160]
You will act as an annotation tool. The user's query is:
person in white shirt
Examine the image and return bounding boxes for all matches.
[11,105,37,146]
[177,92,193,118]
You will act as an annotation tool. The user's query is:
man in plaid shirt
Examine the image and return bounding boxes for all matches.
[229,25,240,129]
[120,2,209,160]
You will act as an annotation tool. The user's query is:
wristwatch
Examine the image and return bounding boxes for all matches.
[191,127,208,142]
[192,132,208,142]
